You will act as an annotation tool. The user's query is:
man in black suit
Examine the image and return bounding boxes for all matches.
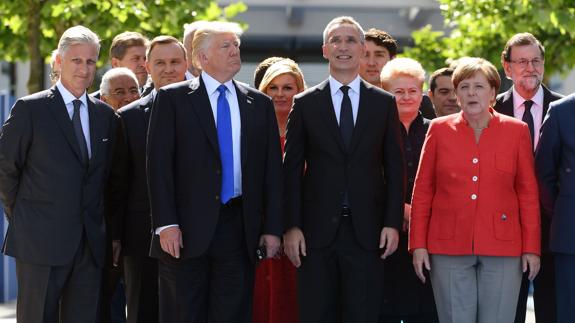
[494,32,563,323]
[146,22,283,323]
[0,25,117,323]
[283,16,405,323]
[109,35,187,323]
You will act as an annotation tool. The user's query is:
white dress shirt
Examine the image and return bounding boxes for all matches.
[155,72,243,235]
[512,85,544,150]
[56,80,92,157]
[329,75,361,125]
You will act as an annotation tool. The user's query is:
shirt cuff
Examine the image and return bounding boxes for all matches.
[155,224,179,235]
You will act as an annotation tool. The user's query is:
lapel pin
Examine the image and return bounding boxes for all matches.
[102,138,109,142]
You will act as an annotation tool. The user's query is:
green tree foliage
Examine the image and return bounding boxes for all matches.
[402,0,575,78]
[0,0,247,93]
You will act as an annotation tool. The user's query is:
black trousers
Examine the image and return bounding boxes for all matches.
[555,253,575,323]
[15,235,102,323]
[514,252,556,323]
[298,216,383,323]
[158,200,254,323]
[123,255,159,323]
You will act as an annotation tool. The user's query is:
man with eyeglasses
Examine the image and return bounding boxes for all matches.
[494,32,563,323]
[100,67,141,111]
[107,35,188,323]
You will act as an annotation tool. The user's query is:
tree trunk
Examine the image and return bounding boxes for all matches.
[26,0,44,94]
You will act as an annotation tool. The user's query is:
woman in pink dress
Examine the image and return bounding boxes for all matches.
[253,59,306,323]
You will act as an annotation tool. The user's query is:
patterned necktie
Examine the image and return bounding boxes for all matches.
[72,99,89,164]
[339,85,354,150]
[216,85,234,204]
[522,100,535,148]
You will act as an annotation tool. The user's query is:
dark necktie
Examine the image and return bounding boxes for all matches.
[72,99,89,164]
[216,85,234,204]
[339,85,354,150]
[522,100,535,147]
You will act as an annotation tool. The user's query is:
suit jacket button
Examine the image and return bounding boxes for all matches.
[501,214,507,221]
[215,195,220,201]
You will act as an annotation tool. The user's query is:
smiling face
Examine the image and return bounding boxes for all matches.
[322,23,365,80]
[146,42,187,90]
[57,43,99,98]
[456,71,496,118]
[112,45,148,86]
[359,40,391,86]
[503,44,544,98]
[388,75,423,120]
[265,73,299,119]
[101,74,140,110]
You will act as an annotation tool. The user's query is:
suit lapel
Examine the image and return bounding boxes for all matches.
[316,80,346,153]
[542,85,553,119]
[234,81,253,178]
[348,81,370,155]
[47,87,84,163]
[499,88,515,117]
[87,94,101,167]
[188,77,219,155]
[140,93,154,126]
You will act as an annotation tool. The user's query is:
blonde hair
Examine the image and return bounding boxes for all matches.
[192,21,243,69]
[380,57,425,91]
[452,57,500,92]
[258,60,306,93]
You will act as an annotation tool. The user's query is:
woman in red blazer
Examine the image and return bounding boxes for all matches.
[409,57,541,323]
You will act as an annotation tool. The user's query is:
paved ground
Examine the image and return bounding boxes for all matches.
[0,298,537,323]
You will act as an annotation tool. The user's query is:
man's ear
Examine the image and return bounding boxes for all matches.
[111,57,120,68]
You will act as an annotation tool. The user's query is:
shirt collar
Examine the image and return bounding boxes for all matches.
[512,85,544,109]
[56,80,88,107]
[329,75,361,97]
[201,71,234,96]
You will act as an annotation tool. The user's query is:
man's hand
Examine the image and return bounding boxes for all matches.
[284,227,306,268]
[159,226,183,258]
[259,234,281,259]
[112,240,122,267]
[402,203,412,232]
[379,227,399,259]
[413,248,431,283]
[522,253,541,281]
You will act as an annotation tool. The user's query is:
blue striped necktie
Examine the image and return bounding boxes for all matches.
[216,85,234,204]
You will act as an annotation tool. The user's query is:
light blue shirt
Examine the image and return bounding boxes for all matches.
[201,71,242,197]
[329,75,361,125]
[56,80,92,158]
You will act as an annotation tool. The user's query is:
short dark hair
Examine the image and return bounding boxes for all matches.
[253,56,287,89]
[429,67,454,92]
[109,32,149,60]
[501,32,545,62]
[146,35,186,62]
[364,28,398,58]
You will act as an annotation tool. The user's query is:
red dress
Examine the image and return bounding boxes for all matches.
[252,137,299,323]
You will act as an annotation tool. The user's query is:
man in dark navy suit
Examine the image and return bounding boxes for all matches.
[494,32,563,323]
[109,35,187,323]
[0,25,117,323]
[146,22,283,323]
[536,93,575,323]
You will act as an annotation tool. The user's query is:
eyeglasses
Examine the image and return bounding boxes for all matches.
[510,58,544,69]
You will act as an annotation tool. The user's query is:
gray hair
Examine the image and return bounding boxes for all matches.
[192,21,243,69]
[322,16,365,44]
[58,25,100,56]
[100,67,139,96]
